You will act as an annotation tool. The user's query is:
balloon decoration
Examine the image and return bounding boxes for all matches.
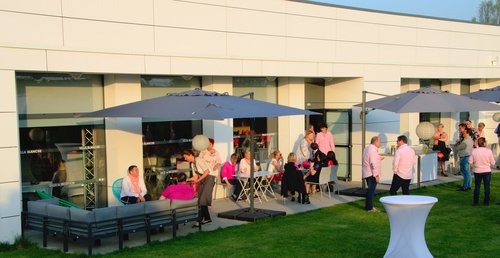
[416,122,435,140]
[493,112,500,122]
[192,135,209,151]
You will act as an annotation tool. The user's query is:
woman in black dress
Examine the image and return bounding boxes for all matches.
[281,153,309,204]
[432,132,450,177]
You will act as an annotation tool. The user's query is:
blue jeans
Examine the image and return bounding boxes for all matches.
[365,176,377,210]
[473,172,491,205]
[460,156,471,189]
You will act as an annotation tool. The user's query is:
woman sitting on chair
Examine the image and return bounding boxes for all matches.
[159,173,195,202]
[281,153,309,204]
[121,165,151,204]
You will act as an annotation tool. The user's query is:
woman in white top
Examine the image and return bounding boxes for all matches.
[199,138,222,177]
[238,150,259,178]
[268,150,284,183]
[184,149,215,226]
[296,131,314,164]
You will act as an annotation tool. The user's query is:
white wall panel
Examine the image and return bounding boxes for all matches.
[448,49,479,66]
[227,8,285,36]
[262,61,317,76]
[415,47,450,66]
[286,37,335,62]
[0,70,16,112]
[378,25,417,46]
[227,0,286,12]
[63,19,154,53]
[0,148,19,183]
[154,0,226,31]
[227,33,286,59]
[0,11,62,47]
[285,1,336,18]
[286,15,335,40]
[62,0,154,24]
[379,45,416,65]
[0,0,61,15]
[336,20,379,43]
[0,216,21,244]
[171,57,242,75]
[363,65,401,82]
[241,60,262,76]
[0,47,47,71]
[47,50,145,73]
[0,182,22,224]
[416,29,450,48]
[336,41,379,63]
[144,55,171,74]
[155,27,226,57]
[0,114,18,148]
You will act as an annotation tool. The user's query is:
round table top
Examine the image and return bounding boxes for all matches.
[380,195,438,205]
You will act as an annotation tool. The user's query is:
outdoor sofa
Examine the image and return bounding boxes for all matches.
[23,197,199,255]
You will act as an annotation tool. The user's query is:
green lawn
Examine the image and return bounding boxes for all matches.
[2,175,499,257]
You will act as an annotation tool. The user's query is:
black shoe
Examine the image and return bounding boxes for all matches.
[297,196,302,203]
[201,220,212,225]
[467,187,471,190]
[441,172,448,177]
[303,195,310,204]
[291,197,295,202]
[457,188,468,191]
[457,185,463,189]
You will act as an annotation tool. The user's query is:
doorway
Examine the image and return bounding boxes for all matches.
[307,109,352,181]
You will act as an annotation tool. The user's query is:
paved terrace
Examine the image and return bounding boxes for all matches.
[24,174,464,255]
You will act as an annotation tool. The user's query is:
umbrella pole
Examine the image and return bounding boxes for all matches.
[361,90,367,190]
[249,118,255,213]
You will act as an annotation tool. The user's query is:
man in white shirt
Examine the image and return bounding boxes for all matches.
[120,165,150,204]
[389,135,416,195]
[362,136,384,212]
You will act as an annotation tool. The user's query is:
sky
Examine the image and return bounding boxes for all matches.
[312,0,484,21]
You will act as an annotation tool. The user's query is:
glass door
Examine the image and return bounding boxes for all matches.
[307,109,352,181]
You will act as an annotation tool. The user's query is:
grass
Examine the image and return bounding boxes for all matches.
[2,174,499,257]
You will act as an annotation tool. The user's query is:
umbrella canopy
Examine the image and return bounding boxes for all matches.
[354,88,500,113]
[463,86,500,103]
[80,88,318,119]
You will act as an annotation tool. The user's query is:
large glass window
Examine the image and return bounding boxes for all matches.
[140,76,202,199]
[419,79,442,124]
[232,77,278,162]
[17,73,107,210]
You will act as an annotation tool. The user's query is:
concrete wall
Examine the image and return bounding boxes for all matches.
[1,0,500,243]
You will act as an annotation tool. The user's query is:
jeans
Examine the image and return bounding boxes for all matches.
[389,174,411,195]
[365,176,377,210]
[473,172,491,205]
[460,156,471,189]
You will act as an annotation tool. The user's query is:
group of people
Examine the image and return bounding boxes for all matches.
[362,135,416,212]
[362,119,495,213]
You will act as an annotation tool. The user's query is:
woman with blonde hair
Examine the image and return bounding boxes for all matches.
[281,153,309,204]
[296,131,314,164]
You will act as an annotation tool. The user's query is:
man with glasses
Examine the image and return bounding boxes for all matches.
[389,135,416,195]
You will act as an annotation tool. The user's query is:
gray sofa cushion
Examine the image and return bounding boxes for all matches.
[117,202,145,218]
[38,197,60,206]
[171,198,198,210]
[70,207,93,224]
[28,201,48,216]
[47,205,70,220]
[145,199,171,214]
[94,206,117,222]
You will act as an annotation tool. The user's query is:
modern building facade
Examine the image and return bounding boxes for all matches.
[1,0,499,243]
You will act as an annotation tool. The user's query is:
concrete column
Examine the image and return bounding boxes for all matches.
[0,70,21,243]
[104,75,143,206]
[441,79,461,143]
[277,77,305,158]
[400,79,420,145]
[202,76,233,199]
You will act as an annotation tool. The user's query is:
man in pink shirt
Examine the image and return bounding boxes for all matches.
[469,137,495,206]
[362,136,384,212]
[389,135,416,195]
[315,123,335,155]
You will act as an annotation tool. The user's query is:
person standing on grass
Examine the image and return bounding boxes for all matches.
[456,129,474,191]
[469,137,495,206]
[315,123,335,155]
[362,136,384,212]
[389,135,416,195]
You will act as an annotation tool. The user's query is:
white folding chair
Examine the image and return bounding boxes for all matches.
[329,165,339,195]
[306,166,332,199]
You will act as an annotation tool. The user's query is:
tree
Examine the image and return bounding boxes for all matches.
[474,0,500,24]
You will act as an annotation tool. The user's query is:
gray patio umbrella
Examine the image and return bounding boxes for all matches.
[353,88,499,190]
[354,88,500,113]
[80,88,319,218]
[464,86,500,103]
